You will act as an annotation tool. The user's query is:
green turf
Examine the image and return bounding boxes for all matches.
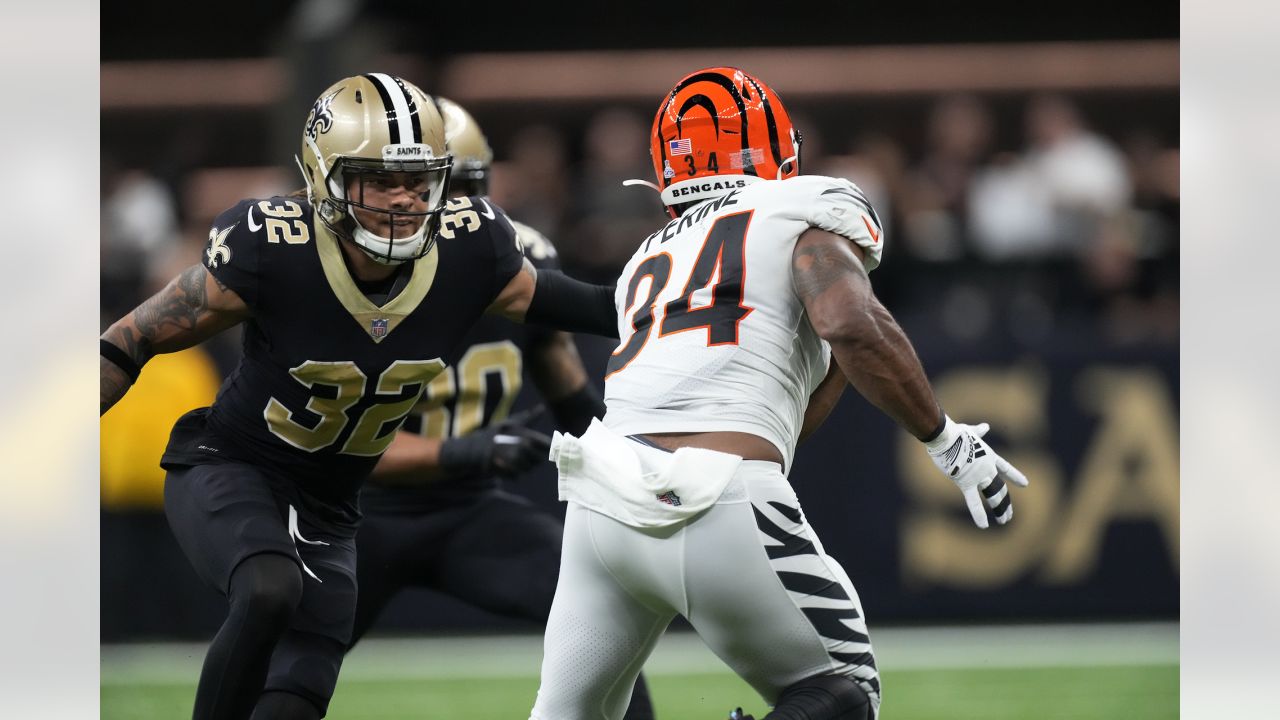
[101,664,1178,719]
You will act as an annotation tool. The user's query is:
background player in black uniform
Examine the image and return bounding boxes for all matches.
[99,74,619,720]
[350,98,654,719]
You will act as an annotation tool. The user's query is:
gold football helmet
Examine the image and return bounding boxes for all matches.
[298,73,452,264]
[433,96,493,197]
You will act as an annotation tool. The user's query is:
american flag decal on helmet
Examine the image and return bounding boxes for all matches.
[668,138,692,156]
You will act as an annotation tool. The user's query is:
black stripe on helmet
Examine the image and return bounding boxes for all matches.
[363,73,401,144]
[676,94,720,138]
[743,75,783,168]
[391,75,423,144]
[657,71,754,180]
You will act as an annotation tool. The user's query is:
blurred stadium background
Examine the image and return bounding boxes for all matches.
[100,1,1179,717]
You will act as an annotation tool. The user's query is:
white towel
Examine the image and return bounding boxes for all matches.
[550,418,743,528]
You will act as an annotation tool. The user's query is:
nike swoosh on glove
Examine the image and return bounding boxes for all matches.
[925,416,1029,529]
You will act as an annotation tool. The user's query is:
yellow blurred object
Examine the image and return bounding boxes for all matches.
[100,348,221,509]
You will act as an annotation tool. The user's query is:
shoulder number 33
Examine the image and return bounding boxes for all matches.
[605,210,754,379]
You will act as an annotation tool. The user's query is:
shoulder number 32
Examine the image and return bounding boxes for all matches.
[605,210,754,379]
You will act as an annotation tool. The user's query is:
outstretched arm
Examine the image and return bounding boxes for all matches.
[487,260,619,339]
[792,229,940,439]
[100,264,249,414]
[792,228,1028,528]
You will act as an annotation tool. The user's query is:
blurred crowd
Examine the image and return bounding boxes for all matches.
[102,91,1178,360]
[100,89,1179,637]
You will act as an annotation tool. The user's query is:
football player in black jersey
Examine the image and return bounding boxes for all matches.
[99,74,618,720]
[348,97,654,720]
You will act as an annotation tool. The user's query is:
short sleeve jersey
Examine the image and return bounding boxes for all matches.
[601,175,884,471]
[161,195,524,513]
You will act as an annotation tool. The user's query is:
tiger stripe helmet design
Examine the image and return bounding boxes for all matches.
[299,73,453,264]
[649,67,802,216]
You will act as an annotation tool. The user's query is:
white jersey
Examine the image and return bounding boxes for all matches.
[602,175,884,471]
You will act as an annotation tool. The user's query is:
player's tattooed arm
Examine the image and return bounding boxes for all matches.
[792,228,941,440]
[100,264,249,414]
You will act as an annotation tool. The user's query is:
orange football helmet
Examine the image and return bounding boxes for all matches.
[643,67,802,217]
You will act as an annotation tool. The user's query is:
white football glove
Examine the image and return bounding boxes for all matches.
[925,416,1029,529]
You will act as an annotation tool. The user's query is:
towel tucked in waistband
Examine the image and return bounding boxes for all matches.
[549,418,743,528]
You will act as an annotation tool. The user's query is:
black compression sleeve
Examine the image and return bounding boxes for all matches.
[549,383,606,436]
[526,270,619,339]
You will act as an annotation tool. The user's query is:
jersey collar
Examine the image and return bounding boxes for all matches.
[314,223,440,343]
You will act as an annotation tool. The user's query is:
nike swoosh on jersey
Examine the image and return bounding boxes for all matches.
[861,215,880,243]
[476,197,497,220]
[247,205,263,232]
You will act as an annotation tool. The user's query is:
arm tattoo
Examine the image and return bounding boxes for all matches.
[103,323,146,365]
[101,265,236,415]
[100,356,132,415]
[792,241,864,304]
[131,265,209,356]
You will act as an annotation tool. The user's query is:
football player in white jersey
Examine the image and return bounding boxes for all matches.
[529,67,1029,720]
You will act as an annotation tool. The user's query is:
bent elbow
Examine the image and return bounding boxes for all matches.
[810,306,880,346]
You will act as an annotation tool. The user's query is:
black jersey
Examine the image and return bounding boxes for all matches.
[359,219,562,513]
[161,195,524,517]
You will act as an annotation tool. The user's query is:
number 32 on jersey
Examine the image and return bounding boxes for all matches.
[265,359,446,456]
[606,210,753,379]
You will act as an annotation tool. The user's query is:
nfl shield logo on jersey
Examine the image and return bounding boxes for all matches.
[656,490,682,507]
[370,318,389,339]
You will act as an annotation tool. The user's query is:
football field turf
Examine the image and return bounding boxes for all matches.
[102,623,1178,719]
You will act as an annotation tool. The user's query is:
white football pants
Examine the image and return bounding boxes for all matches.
[529,450,880,720]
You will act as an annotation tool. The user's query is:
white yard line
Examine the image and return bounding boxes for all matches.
[100,622,1178,685]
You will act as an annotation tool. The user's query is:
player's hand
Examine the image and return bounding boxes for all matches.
[439,406,553,479]
[924,416,1029,529]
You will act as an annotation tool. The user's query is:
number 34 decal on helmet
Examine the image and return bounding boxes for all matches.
[625,67,802,219]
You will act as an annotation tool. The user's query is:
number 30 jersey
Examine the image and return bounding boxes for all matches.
[602,175,884,471]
